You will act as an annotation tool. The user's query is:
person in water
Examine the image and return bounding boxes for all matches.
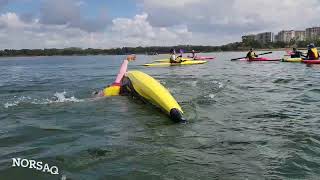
[169,49,182,63]
[305,43,319,60]
[246,48,258,60]
[93,55,136,97]
[291,47,303,58]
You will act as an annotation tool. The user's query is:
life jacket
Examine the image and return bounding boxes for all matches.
[247,51,256,60]
[310,48,319,60]
[170,54,176,61]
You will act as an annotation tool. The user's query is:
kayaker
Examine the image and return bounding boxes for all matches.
[93,55,136,97]
[305,43,319,60]
[169,49,182,63]
[190,50,196,58]
[246,48,258,60]
[291,48,303,58]
[178,49,184,59]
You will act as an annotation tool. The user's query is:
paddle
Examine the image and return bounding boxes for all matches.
[231,51,273,61]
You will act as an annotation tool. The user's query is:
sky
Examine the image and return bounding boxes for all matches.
[1,0,320,49]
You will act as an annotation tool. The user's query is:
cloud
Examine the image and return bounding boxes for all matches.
[0,12,193,49]
[39,0,109,32]
[2,0,320,49]
[110,13,193,47]
[140,0,320,41]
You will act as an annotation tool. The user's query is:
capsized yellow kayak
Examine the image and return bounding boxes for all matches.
[281,57,303,62]
[143,60,207,67]
[154,58,192,63]
[124,71,185,122]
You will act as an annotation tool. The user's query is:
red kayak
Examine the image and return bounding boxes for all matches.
[187,56,215,60]
[239,57,281,61]
[302,60,320,64]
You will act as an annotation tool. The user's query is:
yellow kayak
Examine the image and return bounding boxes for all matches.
[154,58,192,62]
[143,60,207,67]
[124,71,185,122]
[281,57,303,63]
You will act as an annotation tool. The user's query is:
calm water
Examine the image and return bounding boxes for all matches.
[0,52,320,180]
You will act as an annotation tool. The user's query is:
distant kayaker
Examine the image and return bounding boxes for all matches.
[92,55,136,97]
[178,49,184,59]
[246,48,258,60]
[190,50,197,59]
[305,43,319,60]
[291,48,303,58]
[169,49,182,63]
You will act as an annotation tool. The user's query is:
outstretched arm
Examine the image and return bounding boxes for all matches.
[102,55,136,97]
[113,55,136,84]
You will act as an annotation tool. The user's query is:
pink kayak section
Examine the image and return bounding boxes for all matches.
[187,55,215,60]
[113,60,128,85]
[302,60,320,64]
[286,50,294,56]
[239,57,280,61]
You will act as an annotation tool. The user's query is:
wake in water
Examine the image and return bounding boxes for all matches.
[4,91,83,108]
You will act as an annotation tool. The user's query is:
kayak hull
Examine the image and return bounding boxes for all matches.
[281,58,303,63]
[154,58,191,63]
[239,57,280,61]
[144,60,207,67]
[302,60,320,64]
[187,56,215,60]
[125,71,184,122]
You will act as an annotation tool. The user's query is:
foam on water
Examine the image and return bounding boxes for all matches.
[3,91,83,108]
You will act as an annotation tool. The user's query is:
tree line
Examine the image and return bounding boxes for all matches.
[1,40,319,57]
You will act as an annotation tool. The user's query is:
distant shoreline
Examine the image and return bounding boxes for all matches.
[0,47,309,58]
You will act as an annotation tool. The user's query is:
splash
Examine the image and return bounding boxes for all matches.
[208,94,215,99]
[3,91,83,109]
[51,92,83,103]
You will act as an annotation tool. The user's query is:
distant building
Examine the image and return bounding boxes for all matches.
[255,32,274,43]
[275,30,306,42]
[242,35,256,42]
[241,27,315,44]
[274,34,279,42]
[306,27,320,40]
[294,31,306,41]
[277,30,295,42]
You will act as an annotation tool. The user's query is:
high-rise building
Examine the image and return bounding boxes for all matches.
[242,35,256,42]
[306,27,320,40]
[294,31,306,41]
[275,30,306,42]
[255,32,274,43]
[276,30,295,42]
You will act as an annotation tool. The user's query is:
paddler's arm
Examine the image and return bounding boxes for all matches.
[102,55,136,97]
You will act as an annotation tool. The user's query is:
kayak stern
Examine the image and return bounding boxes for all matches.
[170,108,186,123]
[124,70,185,123]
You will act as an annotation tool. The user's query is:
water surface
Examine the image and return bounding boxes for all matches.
[0,52,320,179]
